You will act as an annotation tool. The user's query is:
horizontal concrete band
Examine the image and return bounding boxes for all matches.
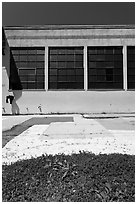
[7,35,135,40]
[4,25,135,30]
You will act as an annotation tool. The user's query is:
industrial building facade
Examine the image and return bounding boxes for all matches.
[2,25,135,114]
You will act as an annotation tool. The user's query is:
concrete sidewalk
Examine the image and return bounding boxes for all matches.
[2,114,74,132]
[2,114,135,165]
[2,113,135,132]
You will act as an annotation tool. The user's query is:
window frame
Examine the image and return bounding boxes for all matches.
[10,47,45,90]
[48,47,84,90]
[87,46,123,90]
[127,46,135,90]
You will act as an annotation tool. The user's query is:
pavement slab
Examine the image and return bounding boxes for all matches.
[2,116,135,165]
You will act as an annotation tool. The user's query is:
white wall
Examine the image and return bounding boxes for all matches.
[8,90,134,114]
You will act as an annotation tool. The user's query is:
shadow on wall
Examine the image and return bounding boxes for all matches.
[3,28,23,114]
[8,51,23,114]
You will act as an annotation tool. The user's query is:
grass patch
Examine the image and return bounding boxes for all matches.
[2,152,135,202]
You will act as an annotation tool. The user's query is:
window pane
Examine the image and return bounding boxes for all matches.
[20,62,28,67]
[96,48,105,54]
[76,69,84,75]
[36,75,44,82]
[50,55,58,61]
[36,82,44,89]
[58,55,66,61]
[67,75,75,82]
[67,69,75,75]
[58,75,67,81]
[127,46,135,89]
[75,61,83,68]
[88,46,123,89]
[10,47,45,90]
[22,82,28,89]
[20,75,28,81]
[20,49,28,55]
[58,69,67,75]
[58,61,66,68]
[37,49,45,54]
[27,75,35,81]
[97,75,106,81]
[28,55,36,61]
[20,55,28,61]
[75,75,84,82]
[48,47,84,89]
[89,69,96,75]
[27,82,35,89]
[67,55,75,61]
[49,69,57,76]
[11,49,19,55]
[49,82,57,89]
[58,49,66,54]
[66,61,74,68]
[49,75,57,82]
[28,49,36,54]
[28,62,36,68]
[66,49,75,54]
[49,62,57,68]
[75,55,83,61]
[89,75,97,82]
[36,68,44,74]
[37,55,44,61]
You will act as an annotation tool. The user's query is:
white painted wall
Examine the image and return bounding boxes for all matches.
[9,90,134,114]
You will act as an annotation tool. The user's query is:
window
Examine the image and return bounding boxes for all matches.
[127,46,135,89]
[88,47,123,89]
[48,47,84,89]
[10,47,45,90]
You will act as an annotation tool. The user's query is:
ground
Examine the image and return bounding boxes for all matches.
[2,113,135,202]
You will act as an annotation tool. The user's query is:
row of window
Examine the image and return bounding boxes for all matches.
[10,46,135,90]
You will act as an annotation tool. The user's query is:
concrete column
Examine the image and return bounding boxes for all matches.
[123,46,127,91]
[45,46,48,91]
[84,46,88,91]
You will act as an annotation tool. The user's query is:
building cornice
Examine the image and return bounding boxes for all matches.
[3,24,135,30]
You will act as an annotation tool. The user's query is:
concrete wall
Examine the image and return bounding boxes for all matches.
[5,26,135,47]
[12,90,134,114]
[2,25,135,114]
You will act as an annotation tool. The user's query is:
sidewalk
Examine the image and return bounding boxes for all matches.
[2,112,135,132]
[2,114,135,165]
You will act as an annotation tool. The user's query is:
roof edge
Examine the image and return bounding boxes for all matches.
[3,24,135,30]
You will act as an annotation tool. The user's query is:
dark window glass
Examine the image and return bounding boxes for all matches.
[36,82,44,89]
[27,75,35,81]
[36,69,44,75]
[127,46,135,89]
[49,62,57,68]
[75,61,83,68]
[76,69,84,75]
[36,75,44,82]
[48,47,84,89]
[49,75,57,82]
[58,61,66,68]
[88,46,123,89]
[20,55,28,61]
[10,47,45,90]
[66,61,74,68]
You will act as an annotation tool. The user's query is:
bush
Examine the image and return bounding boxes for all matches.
[2,152,135,202]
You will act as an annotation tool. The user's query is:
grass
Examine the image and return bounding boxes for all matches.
[2,152,135,202]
